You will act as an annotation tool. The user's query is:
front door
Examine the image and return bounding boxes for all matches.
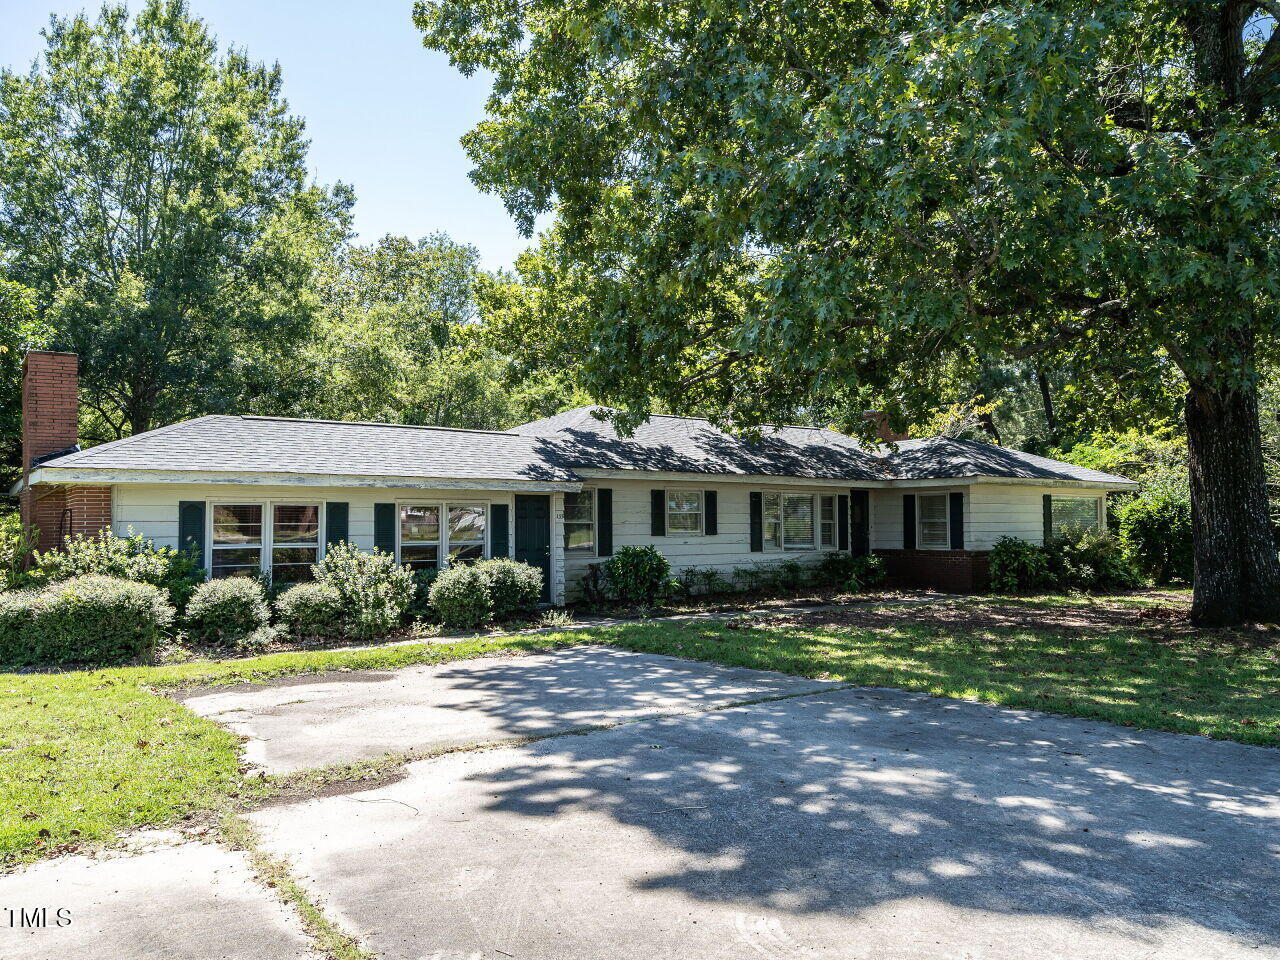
[850,489,870,556]
[514,494,552,601]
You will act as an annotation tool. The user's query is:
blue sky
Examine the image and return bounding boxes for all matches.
[0,0,534,271]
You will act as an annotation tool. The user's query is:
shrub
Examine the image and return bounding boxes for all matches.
[678,565,731,597]
[480,558,543,619]
[309,542,415,640]
[845,554,887,592]
[1114,482,1194,584]
[989,536,1051,592]
[600,546,672,603]
[0,575,173,667]
[27,530,203,609]
[1045,526,1145,592]
[407,568,440,620]
[428,563,492,629]
[0,512,36,590]
[771,559,808,591]
[183,578,271,648]
[274,581,344,640]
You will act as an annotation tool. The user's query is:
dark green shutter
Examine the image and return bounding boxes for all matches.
[596,489,613,556]
[749,492,763,552]
[1042,494,1053,544]
[903,494,916,550]
[325,502,349,548]
[949,492,964,550]
[851,489,870,555]
[490,503,510,558]
[374,502,396,556]
[704,491,718,535]
[837,495,850,551]
[178,501,206,572]
[650,489,665,536]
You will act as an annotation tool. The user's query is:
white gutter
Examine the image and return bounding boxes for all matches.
[22,466,583,493]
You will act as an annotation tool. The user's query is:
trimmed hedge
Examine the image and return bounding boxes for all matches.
[481,558,543,619]
[0,575,174,667]
[309,542,415,640]
[600,546,672,603]
[274,581,344,640]
[184,578,272,649]
[429,564,492,629]
[25,530,203,609]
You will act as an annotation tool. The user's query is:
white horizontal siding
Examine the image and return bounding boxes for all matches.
[562,479,846,599]
[967,483,1107,549]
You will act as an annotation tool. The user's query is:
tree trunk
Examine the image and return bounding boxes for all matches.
[1184,381,1280,626]
[1035,366,1058,441]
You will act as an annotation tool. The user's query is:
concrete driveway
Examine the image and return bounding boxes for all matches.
[8,646,1279,959]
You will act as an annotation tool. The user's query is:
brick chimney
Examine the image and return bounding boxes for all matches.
[19,351,110,552]
[865,410,911,443]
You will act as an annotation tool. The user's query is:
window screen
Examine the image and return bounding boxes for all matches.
[1051,497,1101,534]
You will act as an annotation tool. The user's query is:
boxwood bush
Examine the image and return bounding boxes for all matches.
[183,577,272,649]
[274,581,344,640]
[0,575,174,667]
[26,530,203,609]
[600,545,673,604]
[481,558,543,619]
[429,564,492,629]
[307,542,415,640]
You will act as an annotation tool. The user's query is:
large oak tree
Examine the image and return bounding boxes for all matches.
[418,0,1280,624]
[0,0,351,440]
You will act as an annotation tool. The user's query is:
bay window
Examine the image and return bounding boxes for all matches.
[666,491,703,534]
[918,494,950,549]
[564,491,595,553]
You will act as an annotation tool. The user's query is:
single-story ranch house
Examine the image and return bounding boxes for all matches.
[14,351,1137,602]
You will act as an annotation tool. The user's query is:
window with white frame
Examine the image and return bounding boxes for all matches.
[270,504,321,583]
[918,494,950,549]
[447,504,487,562]
[782,494,815,551]
[819,495,835,548]
[399,502,488,569]
[211,504,264,578]
[666,490,703,534]
[763,492,783,548]
[400,504,440,570]
[762,492,821,550]
[1050,496,1102,535]
[564,491,595,553]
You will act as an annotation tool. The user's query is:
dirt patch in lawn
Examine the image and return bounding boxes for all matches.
[749,592,1280,644]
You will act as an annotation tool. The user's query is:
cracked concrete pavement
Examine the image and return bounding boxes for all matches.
[7,646,1279,959]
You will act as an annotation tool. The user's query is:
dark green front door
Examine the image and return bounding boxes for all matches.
[850,489,870,556]
[514,494,552,601]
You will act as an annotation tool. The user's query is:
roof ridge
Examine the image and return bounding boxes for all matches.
[236,415,527,440]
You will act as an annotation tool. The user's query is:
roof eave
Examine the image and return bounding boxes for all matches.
[25,466,582,492]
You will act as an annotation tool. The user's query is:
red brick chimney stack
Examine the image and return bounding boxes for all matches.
[19,351,111,552]
[865,411,911,443]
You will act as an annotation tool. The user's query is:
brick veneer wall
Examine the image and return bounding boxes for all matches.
[18,351,112,551]
[875,549,991,593]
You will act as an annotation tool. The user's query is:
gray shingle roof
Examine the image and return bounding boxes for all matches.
[34,407,1135,487]
[510,408,885,481]
[41,415,579,483]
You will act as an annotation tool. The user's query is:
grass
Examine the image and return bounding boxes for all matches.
[2,591,1276,869]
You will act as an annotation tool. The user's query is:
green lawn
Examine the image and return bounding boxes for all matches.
[3,592,1276,868]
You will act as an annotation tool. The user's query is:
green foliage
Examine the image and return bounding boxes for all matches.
[0,279,50,490]
[0,512,36,591]
[273,581,343,641]
[1114,483,1195,585]
[677,565,732,596]
[26,530,202,609]
[428,564,492,629]
[183,578,272,649]
[480,558,543,619]
[0,575,173,666]
[407,568,440,620]
[600,546,673,604]
[990,531,1143,593]
[0,0,351,438]
[309,542,415,640]
[1054,428,1189,486]
[845,555,887,593]
[989,537,1053,593]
